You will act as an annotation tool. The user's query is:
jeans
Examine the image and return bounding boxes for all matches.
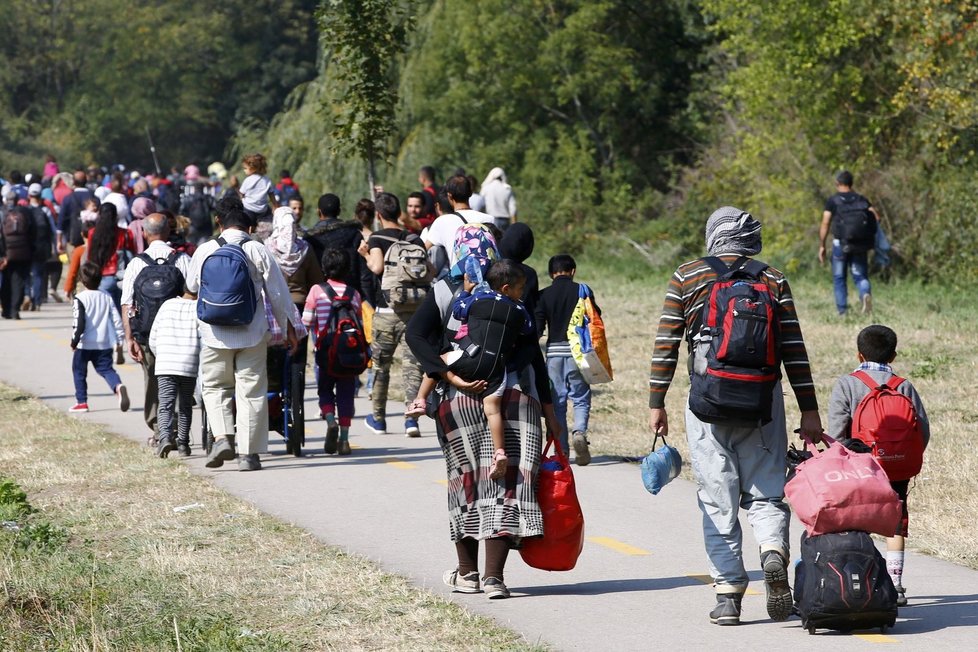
[685,388,789,591]
[546,355,591,453]
[831,241,871,314]
[72,349,122,403]
[316,348,357,427]
[30,260,46,305]
[98,274,122,314]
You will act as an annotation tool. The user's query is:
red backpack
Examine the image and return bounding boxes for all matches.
[315,284,370,378]
[850,371,924,481]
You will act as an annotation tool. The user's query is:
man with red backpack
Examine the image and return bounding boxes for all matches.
[648,206,824,626]
[828,324,930,607]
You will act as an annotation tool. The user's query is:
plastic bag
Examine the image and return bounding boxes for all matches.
[567,283,613,384]
[519,438,585,571]
[641,433,682,495]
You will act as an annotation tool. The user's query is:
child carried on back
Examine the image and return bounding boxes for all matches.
[441,258,533,479]
[827,324,930,607]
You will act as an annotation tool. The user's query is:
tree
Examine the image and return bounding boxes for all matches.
[317,0,415,196]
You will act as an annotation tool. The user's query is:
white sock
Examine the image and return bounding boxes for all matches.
[886,551,905,588]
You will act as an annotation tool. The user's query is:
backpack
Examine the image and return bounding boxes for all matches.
[276,182,299,204]
[30,206,53,259]
[182,192,213,230]
[315,284,369,378]
[376,231,431,308]
[2,209,32,262]
[832,194,877,254]
[687,256,781,426]
[794,531,898,635]
[130,251,185,344]
[849,371,924,481]
[197,237,259,326]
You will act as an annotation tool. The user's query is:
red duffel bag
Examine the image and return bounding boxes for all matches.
[520,438,585,571]
[785,434,903,537]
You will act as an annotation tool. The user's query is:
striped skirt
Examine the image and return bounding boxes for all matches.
[436,387,544,542]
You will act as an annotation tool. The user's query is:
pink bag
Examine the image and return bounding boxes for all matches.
[784,435,903,537]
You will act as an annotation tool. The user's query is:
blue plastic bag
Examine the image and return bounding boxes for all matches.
[641,434,682,495]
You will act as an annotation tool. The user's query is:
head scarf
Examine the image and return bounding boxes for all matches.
[130,196,156,221]
[450,224,499,283]
[705,206,762,256]
[498,222,534,263]
[480,167,507,194]
[266,206,308,276]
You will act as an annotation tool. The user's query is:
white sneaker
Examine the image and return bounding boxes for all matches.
[443,569,481,594]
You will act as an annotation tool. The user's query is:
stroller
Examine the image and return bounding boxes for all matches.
[198,346,306,457]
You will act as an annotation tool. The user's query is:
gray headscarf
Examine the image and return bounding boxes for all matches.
[705,206,762,256]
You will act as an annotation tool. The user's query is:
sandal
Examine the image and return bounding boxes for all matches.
[490,448,508,480]
[405,398,427,418]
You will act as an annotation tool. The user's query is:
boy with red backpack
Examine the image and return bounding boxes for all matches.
[303,248,368,456]
[828,324,930,606]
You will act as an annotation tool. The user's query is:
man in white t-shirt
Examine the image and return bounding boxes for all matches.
[423,175,494,270]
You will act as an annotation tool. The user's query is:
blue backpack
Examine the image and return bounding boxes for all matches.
[197,237,258,326]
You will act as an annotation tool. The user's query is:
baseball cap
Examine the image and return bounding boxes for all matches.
[28,183,42,197]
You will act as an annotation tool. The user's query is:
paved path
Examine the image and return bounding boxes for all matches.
[3,304,977,650]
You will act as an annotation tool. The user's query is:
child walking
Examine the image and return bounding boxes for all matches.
[431,259,533,480]
[827,324,930,607]
[69,262,129,413]
[149,293,201,458]
[303,249,363,456]
[534,254,597,465]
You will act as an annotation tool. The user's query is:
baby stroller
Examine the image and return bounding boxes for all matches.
[267,345,305,457]
[197,349,305,457]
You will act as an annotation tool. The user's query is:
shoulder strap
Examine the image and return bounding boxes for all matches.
[851,370,882,391]
[741,259,769,277]
[372,234,399,244]
[453,211,468,225]
[882,375,906,391]
[701,256,730,275]
[137,252,155,266]
[217,236,227,247]
[164,250,180,264]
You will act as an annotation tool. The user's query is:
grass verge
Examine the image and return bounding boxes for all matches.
[0,383,543,650]
[559,252,978,571]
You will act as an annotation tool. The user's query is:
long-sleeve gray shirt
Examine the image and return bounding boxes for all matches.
[827,367,930,447]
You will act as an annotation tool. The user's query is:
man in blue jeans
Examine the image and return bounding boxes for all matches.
[534,254,594,465]
[818,170,881,315]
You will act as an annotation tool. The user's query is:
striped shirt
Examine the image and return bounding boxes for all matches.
[149,297,201,377]
[302,280,362,338]
[648,255,818,412]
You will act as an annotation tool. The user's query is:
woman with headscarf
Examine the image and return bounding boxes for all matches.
[405,225,560,600]
[127,196,157,254]
[480,167,517,232]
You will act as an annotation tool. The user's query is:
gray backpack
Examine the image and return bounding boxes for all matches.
[376,231,431,308]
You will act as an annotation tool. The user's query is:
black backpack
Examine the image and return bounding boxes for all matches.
[794,531,898,635]
[130,251,185,344]
[687,256,781,426]
[832,194,877,254]
[182,192,214,230]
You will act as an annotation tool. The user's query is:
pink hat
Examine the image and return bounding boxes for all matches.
[184,164,201,182]
[131,196,156,220]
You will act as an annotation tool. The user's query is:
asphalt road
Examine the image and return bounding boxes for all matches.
[3,303,976,650]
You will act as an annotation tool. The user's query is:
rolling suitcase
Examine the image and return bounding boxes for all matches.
[794,530,898,635]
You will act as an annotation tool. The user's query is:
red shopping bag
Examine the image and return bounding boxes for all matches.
[520,438,585,571]
[784,435,902,537]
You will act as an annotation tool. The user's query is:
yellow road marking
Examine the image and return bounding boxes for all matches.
[386,459,417,470]
[587,536,651,556]
[687,574,761,596]
[434,479,448,486]
[855,634,898,644]
[28,327,57,340]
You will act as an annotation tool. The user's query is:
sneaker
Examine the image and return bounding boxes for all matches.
[709,594,742,625]
[204,437,235,468]
[483,577,511,600]
[117,384,130,412]
[157,436,176,458]
[443,569,481,594]
[338,440,352,456]
[404,418,421,438]
[50,290,64,303]
[572,430,591,466]
[176,443,192,457]
[68,402,89,413]
[324,423,339,454]
[862,293,873,314]
[365,414,387,434]
[896,586,907,607]
[21,297,32,312]
[761,549,792,621]
[238,454,262,471]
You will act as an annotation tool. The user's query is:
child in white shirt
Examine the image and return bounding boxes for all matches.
[149,293,201,457]
[239,152,272,223]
